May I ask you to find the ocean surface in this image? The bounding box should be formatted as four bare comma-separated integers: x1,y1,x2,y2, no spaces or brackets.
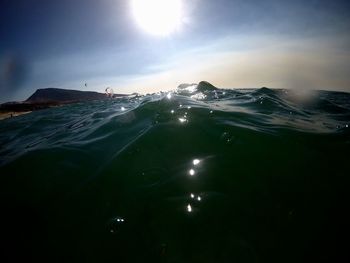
1,86,350,262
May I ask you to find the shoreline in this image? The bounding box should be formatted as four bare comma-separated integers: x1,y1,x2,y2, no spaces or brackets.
0,111,32,120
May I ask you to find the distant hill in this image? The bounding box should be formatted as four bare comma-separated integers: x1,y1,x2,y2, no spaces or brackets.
26,88,108,103
0,88,129,116
196,81,218,92
177,81,218,92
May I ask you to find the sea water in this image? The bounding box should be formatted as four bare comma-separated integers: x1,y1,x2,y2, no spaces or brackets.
0,87,349,262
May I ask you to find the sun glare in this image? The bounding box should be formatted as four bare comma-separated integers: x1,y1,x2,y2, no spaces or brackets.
131,0,183,36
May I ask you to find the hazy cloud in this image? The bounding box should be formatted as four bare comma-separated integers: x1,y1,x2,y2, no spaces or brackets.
111,35,350,93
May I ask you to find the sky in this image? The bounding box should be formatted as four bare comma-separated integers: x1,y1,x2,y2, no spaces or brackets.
0,0,349,102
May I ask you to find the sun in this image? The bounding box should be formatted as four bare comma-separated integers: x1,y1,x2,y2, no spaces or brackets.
131,0,184,36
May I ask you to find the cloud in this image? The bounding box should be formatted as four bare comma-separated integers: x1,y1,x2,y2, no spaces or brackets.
13,34,350,99
111,35,350,93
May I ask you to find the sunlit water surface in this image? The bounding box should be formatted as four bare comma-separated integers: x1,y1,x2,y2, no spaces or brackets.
1,87,349,262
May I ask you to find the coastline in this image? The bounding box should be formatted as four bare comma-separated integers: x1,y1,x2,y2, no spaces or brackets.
0,111,32,120
0,88,131,121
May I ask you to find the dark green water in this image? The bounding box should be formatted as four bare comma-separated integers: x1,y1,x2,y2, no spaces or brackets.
1,87,350,262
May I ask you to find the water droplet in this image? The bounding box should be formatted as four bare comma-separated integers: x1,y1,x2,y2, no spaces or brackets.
197,196,201,201
167,93,172,99
189,169,195,176
210,110,213,114
171,110,175,114
121,107,126,111
179,118,187,123
190,193,195,198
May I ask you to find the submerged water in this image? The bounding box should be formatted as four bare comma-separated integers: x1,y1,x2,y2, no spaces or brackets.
0,87,350,262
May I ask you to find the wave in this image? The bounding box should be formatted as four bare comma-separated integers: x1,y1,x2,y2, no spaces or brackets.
1,87,349,166
0,87,349,262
